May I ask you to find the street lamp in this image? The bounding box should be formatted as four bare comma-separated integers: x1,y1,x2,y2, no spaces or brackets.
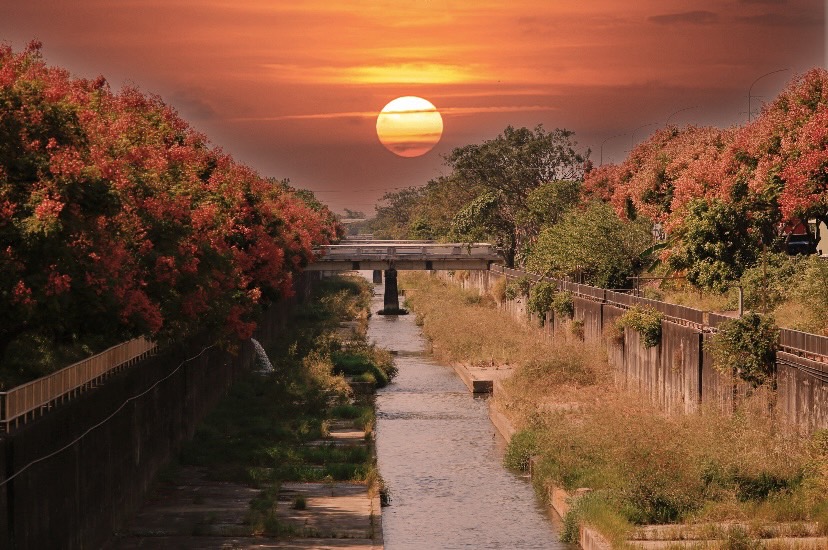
748,68,789,122
599,133,626,165
666,106,699,126
629,123,656,151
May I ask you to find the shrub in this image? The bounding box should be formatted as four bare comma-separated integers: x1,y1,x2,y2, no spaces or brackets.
711,313,779,387
552,291,575,318
528,281,557,317
739,253,802,313
331,344,397,388
616,306,663,348
504,275,532,300
504,430,538,471
792,255,828,333
526,201,653,289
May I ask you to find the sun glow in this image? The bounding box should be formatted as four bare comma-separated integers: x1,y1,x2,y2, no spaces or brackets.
376,96,444,158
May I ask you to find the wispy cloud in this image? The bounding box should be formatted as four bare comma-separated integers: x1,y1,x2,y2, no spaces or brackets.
263,62,491,85
649,11,719,25
228,105,559,122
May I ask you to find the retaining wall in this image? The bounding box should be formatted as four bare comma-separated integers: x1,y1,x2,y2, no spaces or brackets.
0,273,314,550
441,268,828,432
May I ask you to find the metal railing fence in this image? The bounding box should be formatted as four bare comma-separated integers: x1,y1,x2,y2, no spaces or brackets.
489,264,828,358
0,337,156,433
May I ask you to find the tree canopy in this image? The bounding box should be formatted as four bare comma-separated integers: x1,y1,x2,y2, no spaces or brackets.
526,202,653,288
446,125,590,265
0,42,340,377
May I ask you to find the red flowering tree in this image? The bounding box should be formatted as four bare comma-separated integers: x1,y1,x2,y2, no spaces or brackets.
0,42,339,380
587,70,828,289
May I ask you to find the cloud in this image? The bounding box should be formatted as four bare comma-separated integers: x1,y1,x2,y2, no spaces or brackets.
262,62,490,85
649,11,719,25
168,90,219,120
228,105,559,123
734,12,820,27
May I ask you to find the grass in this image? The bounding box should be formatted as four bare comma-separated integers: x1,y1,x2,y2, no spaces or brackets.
401,271,828,544
400,272,567,368
169,273,388,537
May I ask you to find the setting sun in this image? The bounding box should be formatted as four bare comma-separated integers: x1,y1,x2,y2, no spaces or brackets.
376,96,444,158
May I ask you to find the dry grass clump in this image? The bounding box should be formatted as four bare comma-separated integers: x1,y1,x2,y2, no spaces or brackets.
401,272,552,366
527,391,824,532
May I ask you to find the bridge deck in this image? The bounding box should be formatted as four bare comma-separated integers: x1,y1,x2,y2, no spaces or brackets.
305,242,502,271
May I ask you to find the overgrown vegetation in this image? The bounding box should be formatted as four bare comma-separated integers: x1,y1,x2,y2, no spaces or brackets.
504,275,532,301
711,313,779,388
526,201,654,289
527,281,556,318
166,274,391,536
551,291,574,318
616,305,663,348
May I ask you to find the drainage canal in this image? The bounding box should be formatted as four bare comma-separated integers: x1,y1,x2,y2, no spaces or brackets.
368,276,570,549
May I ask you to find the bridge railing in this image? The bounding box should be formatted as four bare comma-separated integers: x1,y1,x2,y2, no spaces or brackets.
316,243,500,259
0,337,156,433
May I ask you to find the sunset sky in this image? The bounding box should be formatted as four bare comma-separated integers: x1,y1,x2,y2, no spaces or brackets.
2,1,825,214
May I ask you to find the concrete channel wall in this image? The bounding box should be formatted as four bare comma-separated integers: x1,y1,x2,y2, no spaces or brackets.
0,274,315,550
440,267,828,432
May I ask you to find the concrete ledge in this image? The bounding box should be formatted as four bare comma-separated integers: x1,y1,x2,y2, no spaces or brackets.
630,537,828,549
580,525,613,550
488,399,517,441
451,363,514,394
548,486,572,519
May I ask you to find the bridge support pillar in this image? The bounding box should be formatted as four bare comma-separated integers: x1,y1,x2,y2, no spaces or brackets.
383,268,400,312
372,270,383,284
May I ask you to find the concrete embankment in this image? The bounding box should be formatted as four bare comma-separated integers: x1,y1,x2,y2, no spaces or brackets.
111,420,383,549
486,362,828,550
446,363,612,549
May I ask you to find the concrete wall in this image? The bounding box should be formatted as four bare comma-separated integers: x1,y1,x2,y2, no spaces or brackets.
777,351,828,433
443,268,828,432
0,274,313,550
573,297,602,343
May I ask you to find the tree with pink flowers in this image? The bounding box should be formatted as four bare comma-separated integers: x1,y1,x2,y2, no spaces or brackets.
0,42,340,383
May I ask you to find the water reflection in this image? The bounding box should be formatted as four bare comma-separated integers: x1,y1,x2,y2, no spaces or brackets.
368,277,569,550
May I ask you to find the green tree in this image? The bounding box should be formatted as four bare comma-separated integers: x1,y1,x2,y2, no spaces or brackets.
526,202,652,288
369,187,426,239
666,199,764,292
343,208,365,219
447,125,589,265
523,179,582,228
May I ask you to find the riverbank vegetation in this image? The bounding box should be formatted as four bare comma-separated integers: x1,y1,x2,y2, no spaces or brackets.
400,272,828,547
159,274,393,536
0,43,341,388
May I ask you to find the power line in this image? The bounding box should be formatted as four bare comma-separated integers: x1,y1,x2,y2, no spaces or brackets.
0,343,217,488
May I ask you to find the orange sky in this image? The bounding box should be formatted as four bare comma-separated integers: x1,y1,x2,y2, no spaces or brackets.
2,0,825,214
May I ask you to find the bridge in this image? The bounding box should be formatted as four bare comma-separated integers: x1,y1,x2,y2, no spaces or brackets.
305,241,502,271
306,240,503,313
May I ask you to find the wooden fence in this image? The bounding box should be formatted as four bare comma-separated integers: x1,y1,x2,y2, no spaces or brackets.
0,338,156,433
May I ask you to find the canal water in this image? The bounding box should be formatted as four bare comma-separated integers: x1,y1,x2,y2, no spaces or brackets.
368,278,570,550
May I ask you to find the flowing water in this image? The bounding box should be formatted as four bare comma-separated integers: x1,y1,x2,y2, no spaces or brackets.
250,338,275,373
368,277,570,550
